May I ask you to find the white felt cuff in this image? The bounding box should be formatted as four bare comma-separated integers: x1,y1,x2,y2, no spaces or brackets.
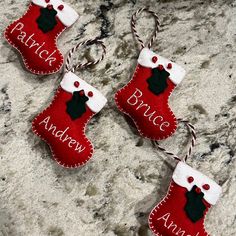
60,72,107,113
32,0,79,27
137,48,186,85
173,162,222,205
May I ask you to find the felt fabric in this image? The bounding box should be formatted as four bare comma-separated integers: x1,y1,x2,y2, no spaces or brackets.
149,181,211,236
32,0,79,27
115,64,177,140
173,162,222,205
4,2,78,75
32,88,94,168
138,48,186,85
32,73,107,168
185,185,207,223
66,91,89,120
37,7,58,33
60,72,108,113
149,162,222,236
147,67,170,95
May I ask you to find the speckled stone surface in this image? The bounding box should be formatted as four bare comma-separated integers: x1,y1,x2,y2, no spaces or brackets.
0,0,236,235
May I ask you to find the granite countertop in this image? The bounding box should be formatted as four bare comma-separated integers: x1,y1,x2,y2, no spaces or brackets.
0,0,236,235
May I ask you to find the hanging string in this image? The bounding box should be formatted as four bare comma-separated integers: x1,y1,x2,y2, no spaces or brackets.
65,38,106,73
153,119,196,162
131,7,160,49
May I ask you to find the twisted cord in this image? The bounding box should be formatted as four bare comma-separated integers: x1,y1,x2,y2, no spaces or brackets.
131,7,160,49
153,119,196,162
65,38,106,73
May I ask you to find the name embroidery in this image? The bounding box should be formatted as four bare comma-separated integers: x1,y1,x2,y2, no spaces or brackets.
127,88,170,131
39,116,85,153
157,212,200,236
10,22,56,66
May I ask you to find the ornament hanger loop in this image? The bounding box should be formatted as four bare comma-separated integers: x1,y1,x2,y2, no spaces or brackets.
65,38,106,73
131,7,160,49
153,119,196,163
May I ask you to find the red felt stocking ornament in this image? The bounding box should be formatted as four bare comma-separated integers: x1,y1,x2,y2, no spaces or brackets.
149,120,222,236
32,39,107,168
4,0,79,75
115,8,186,140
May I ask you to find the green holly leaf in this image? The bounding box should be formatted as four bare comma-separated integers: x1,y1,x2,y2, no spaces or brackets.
36,7,58,33
147,67,170,95
66,91,89,120
184,185,207,223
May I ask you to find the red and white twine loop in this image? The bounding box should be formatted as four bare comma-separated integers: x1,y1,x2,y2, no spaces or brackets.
65,39,106,73
153,119,197,163
131,7,160,49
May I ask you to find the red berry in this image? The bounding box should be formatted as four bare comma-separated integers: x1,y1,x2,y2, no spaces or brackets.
167,63,172,69
158,65,164,71
195,187,201,194
74,81,80,88
45,0,50,3
203,184,210,190
58,5,64,10
79,90,85,96
47,4,53,9
152,56,158,63
88,91,93,97
187,176,194,183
